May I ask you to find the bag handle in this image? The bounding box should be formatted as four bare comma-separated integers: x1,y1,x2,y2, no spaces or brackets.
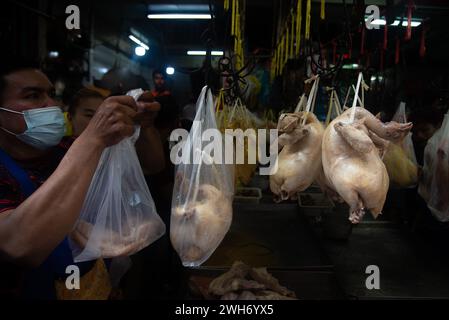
294,93,307,113
349,73,369,123
395,101,407,123
325,87,342,126
302,75,319,125
349,73,363,122
215,89,225,113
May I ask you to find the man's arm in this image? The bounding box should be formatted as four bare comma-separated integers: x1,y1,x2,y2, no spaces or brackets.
0,96,138,267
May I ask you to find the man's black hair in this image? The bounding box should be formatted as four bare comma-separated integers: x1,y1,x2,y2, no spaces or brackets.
0,54,39,102
152,69,164,79
68,88,104,115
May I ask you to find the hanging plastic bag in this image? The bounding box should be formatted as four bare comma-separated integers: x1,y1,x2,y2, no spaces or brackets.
70,89,166,262
418,118,442,203
347,73,368,123
217,92,257,187
228,98,257,187
170,86,234,267
383,102,418,188
418,113,449,222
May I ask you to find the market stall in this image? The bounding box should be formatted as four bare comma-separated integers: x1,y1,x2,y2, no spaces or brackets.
1,0,449,302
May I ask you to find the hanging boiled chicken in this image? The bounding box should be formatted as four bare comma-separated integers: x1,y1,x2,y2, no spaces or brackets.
270,77,324,201
270,112,324,201
322,106,413,223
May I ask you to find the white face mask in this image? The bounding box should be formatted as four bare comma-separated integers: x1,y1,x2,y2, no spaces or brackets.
0,106,66,150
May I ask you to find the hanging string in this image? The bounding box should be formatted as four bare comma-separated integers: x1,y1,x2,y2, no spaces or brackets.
295,0,302,56
395,37,400,64
305,0,311,40
290,12,295,58
405,0,414,41
419,24,427,57
350,72,363,123
285,23,289,64
320,0,325,20
360,25,365,55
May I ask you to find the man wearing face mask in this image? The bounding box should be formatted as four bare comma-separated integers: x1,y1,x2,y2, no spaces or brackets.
0,57,164,299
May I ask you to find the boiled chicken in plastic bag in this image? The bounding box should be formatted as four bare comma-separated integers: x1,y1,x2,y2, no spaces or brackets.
171,182,233,265
170,86,234,266
70,89,166,262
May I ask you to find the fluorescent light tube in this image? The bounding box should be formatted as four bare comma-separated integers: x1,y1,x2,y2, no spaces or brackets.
129,35,149,50
187,50,224,56
366,18,421,27
148,14,211,20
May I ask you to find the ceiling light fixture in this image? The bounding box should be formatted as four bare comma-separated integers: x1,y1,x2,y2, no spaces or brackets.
129,35,149,50
187,50,224,56
166,66,175,75
365,17,421,27
147,13,211,20
135,46,146,56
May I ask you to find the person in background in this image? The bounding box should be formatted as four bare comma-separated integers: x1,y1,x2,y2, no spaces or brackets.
147,69,180,217
67,87,165,175
410,107,444,166
0,56,164,299
68,88,105,139
151,69,171,98
150,69,180,141
402,102,445,230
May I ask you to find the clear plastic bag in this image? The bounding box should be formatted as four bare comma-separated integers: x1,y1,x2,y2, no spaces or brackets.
70,89,166,262
383,102,418,188
419,113,449,222
170,86,234,267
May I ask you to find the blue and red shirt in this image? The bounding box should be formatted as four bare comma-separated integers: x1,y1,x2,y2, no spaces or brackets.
0,137,73,298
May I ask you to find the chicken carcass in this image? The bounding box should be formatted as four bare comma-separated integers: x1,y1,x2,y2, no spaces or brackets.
207,261,297,300
249,267,296,297
209,261,250,296
322,107,412,223
270,112,324,201
171,183,233,266
71,219,162,258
